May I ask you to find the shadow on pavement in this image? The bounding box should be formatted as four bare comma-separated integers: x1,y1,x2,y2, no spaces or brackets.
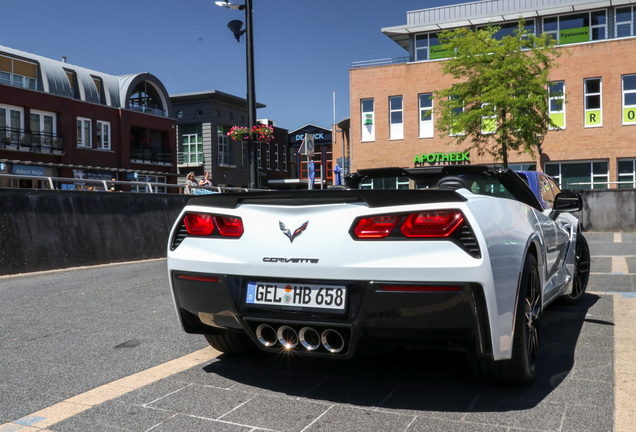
203,293,600,413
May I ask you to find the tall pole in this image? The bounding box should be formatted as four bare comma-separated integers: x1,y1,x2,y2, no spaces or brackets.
245,0,258,189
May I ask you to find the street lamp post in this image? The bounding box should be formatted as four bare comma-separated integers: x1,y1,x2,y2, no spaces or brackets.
216,0,258,189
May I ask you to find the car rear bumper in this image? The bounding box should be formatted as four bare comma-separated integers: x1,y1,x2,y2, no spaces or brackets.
169,271,493,359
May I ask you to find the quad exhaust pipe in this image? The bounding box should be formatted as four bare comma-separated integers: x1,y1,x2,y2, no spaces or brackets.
254,323,346,354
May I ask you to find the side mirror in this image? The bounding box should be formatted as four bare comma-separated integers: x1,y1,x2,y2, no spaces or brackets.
553,191,582,213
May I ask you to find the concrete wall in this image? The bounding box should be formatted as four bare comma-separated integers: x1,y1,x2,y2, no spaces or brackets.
0,188,633,276
578,189,636,232
0,190,187,276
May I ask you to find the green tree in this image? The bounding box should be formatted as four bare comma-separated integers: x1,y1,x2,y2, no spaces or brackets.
434,21,562,167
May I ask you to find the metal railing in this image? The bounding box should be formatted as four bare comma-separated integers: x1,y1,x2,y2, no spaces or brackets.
0,173,249,194
130,148,173,164
177,151,204,166
351,56,410,68
128,103,168,117
1,127,64,152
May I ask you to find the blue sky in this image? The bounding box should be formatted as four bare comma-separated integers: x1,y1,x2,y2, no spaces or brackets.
1,0,461,131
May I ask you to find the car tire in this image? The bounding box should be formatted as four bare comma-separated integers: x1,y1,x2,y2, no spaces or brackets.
560,233,590,304
472,253,540,386
204,331,255,356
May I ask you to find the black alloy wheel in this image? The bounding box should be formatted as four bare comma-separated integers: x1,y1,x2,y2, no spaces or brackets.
472,253,540,386
562,234,590,304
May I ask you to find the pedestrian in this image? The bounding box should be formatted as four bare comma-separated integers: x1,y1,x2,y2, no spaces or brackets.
185,172,197,195
109,177,121,192
199,171,213,187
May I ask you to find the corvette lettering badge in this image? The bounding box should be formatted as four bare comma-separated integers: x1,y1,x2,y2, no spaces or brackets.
279,221,308,243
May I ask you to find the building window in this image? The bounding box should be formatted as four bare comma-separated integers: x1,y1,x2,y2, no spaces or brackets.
616,7,635,38
584,78,602,127
96,121,111,150
30,110,56,148
549,81,566,130
361,98,374,142
449,95,464,136
414,32,452,61
0,55,37,90
389,96,403,140
180,124,203,165
274,144,280,170
543,11,606,45
618,159,636,188
128,82,165,116
257,144,262,168
477,20,535,40
545,161,609,190
283,145,288,171
0,104,24,144
622,74,636,125
360,176,410,190
481,103,496,134
418,93,434,138
266,143,271,169
217,125,232,166
77,118,91,148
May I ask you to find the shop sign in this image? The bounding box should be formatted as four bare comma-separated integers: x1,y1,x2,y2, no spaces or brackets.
13,165,46,176
414,151,470,166
559,27,589,45
550,112,565,129
586,109,601,127
430,45,454,60
624,107,636,124
289,126,332,146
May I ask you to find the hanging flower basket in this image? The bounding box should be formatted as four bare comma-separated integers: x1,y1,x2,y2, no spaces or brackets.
227,124,275,143
227,126,250,142
251,124,274,142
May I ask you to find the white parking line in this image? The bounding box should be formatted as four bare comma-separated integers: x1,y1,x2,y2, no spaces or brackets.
0,347,219,432
615,294,636,432
612,256,630,274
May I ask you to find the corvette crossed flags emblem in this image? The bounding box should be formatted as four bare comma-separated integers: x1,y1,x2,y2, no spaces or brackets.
279,221,309,243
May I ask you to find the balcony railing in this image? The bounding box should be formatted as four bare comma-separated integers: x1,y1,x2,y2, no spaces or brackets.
351,56,410,68
128,103,168,117
130,148,173,165
1,126,64,153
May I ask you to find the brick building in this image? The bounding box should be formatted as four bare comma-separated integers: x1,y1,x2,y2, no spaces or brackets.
0,45,175,191
349,0,636,189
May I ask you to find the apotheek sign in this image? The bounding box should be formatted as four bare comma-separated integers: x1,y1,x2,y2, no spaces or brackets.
414,151,470,166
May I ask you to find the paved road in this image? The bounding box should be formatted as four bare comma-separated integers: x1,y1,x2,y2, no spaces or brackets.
0,232,634,432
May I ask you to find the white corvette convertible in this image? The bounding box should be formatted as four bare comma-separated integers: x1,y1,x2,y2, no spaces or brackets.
167,166,590,386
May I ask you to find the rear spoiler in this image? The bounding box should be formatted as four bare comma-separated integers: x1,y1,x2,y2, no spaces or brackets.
187,189,467,209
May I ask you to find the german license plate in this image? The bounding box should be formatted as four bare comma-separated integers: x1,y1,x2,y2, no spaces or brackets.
246,282,346,310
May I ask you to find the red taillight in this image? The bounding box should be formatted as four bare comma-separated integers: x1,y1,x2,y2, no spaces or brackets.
400,210,464,237
382,285,461,292
184,213,215,235
354,215,401,238
215,216,244,237
182,213,243,237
